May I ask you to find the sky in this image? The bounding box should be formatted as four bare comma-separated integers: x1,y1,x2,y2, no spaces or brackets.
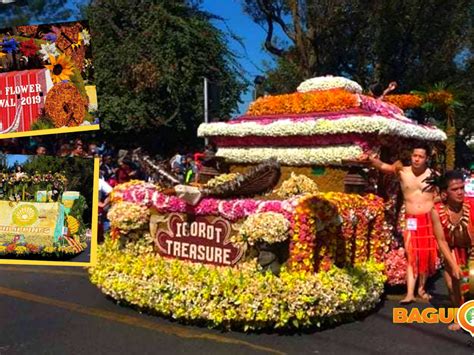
201,0,275,115
6,154,29,167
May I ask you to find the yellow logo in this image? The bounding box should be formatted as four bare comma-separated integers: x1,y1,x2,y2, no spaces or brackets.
458,300,474,336
12,204,39,226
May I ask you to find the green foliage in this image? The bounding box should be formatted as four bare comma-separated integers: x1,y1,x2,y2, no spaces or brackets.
31,115,54,130
69,195,87,234
0,0,85,27
88,0,246,152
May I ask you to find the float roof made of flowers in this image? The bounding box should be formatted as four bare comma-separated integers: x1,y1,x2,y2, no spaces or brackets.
198,76,447,166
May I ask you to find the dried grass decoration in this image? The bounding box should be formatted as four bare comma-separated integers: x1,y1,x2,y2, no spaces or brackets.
45,82,87,127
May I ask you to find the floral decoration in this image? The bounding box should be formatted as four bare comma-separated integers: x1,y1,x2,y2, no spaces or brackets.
246,89,360,116
198,115,446,142
44,82,87,127
19,39,39,57
383,94,423,110
107,201,150,235
89,238,386,330
1,37,19,54
297,76,363,94
232,212,290,247
273,172,319,198
205,173,241,188
44,54,75,83
215,146,364,166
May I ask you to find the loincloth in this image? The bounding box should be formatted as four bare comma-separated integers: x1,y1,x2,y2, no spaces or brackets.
404,212,438,276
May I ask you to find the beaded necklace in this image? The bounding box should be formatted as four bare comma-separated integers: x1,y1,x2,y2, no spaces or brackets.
439,202,471,246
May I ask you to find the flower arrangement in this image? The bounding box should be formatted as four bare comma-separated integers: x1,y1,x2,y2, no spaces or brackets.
45,82,88,127
0,241,87,258
273,172,319,198
198,115,446,142
297,76,363,94
215,146,364,166
246,89,360,116
89,238,386,330
383,94,423,110
205,173,241,188
107,201,150,235
232,212,290,247
384,247,408,285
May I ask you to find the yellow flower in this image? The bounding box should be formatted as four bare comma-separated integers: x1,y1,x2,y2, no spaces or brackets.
45,54,75,83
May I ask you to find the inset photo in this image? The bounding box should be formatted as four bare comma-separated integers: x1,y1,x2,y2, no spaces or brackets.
0,20,99,139
0,153,98,266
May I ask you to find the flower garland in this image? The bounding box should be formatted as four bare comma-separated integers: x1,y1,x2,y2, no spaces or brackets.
297,76,363,94
246,89,360,116
231,212,290,247
89,238,386,330
198,115,446,142
215,146,364,166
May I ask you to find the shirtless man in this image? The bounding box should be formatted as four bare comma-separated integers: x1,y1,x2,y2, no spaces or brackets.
369,144,439,303
432,170,472,329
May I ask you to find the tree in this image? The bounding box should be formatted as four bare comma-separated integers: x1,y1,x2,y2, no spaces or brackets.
88,0,246,153
243,0,472,92
0,0,86,27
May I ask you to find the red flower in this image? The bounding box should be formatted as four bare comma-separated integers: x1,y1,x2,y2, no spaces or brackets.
19,39,39,57
6,243,16,253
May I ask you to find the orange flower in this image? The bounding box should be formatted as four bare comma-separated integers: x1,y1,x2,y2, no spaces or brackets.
246,89,359,116
383,94,423,110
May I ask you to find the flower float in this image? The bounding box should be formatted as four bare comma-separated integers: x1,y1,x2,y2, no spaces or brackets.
90,180,392,329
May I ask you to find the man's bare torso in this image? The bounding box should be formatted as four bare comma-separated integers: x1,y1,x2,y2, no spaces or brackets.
399,166,434,215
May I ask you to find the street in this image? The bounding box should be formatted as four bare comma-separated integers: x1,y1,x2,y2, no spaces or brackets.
0,265,472,354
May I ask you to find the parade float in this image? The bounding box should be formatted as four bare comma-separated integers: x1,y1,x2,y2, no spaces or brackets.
90,76,449,330
0,169,87,258
0,21,97,134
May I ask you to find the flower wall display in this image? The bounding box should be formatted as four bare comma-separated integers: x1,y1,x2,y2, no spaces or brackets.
89,238,386,330
297,76,363,94
0,21,97,133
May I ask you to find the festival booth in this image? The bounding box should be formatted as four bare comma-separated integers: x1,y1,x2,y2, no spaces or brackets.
0,172,87,257
90,77,448,330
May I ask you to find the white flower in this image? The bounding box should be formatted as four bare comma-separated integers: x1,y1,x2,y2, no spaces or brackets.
215,146,363,166
297,76,363,94
79,29,91,46
197,115,447,141
38,43,59,62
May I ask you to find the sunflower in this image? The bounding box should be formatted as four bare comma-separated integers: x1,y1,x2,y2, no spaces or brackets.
44,54,75,83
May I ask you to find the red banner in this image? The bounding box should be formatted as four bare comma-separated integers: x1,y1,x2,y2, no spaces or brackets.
0,69,52,132
155,213,244,266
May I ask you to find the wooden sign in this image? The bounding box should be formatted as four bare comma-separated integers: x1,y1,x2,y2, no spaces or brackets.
0,69,53,132
155,213,244,266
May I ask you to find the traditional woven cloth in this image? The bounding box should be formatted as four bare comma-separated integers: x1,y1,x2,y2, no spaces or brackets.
404,212,438,276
